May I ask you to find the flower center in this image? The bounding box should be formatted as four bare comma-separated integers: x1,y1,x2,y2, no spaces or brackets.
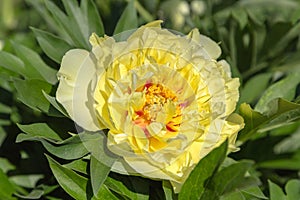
143,83,177,121
134,83,182,132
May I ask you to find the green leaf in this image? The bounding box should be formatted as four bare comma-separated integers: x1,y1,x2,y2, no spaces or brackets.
64,159,88,175
178,140,228,200
80,0,104,36
239,73,272,105
0,127,7,147
17,131,91,160
258,156,300,170
200,160,253,200
93,185,118,200
0,168,17,200
255,73,300,113
44,0,89,49
13,79,53,113
14,189,44,199
163,181,174,200
0,51,27,78
61,0,89,44
12,42,58,84
238,98,300,142
42,91,69,117
41,134,90,160
90,155,111,198
84,131,118,168
10,174,44,188
286,179,300,200
105,176,149,200
0,157,16,173
241,186,268,199
220,186,268,200
46,155,88,200
16,123,62,142
31,27,72,63
0,102,11,114
113,0,138,35
268,180,287,200
274,127,300,154
231,7,248,29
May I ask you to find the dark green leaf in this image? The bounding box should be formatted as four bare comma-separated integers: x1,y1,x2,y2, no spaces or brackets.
46,155,88,200
200,160,253,200
105,176,149,200
31,27,72,63
178,140,228,200
113,0,138,35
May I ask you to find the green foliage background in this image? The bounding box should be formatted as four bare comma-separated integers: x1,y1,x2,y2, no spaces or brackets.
0,0,300,199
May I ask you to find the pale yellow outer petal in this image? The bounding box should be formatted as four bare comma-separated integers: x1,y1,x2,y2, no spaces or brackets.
56,49,101,131
187,28,221,59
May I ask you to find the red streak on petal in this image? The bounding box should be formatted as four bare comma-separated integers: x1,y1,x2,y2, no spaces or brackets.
144,82,152,89
135,110,144,116
166,124,176,132
142,127,151,138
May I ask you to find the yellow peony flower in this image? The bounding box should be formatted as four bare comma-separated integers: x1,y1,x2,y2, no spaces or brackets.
56,20,244,192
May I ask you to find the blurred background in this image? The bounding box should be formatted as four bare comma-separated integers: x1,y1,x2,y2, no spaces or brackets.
0,0,300,199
